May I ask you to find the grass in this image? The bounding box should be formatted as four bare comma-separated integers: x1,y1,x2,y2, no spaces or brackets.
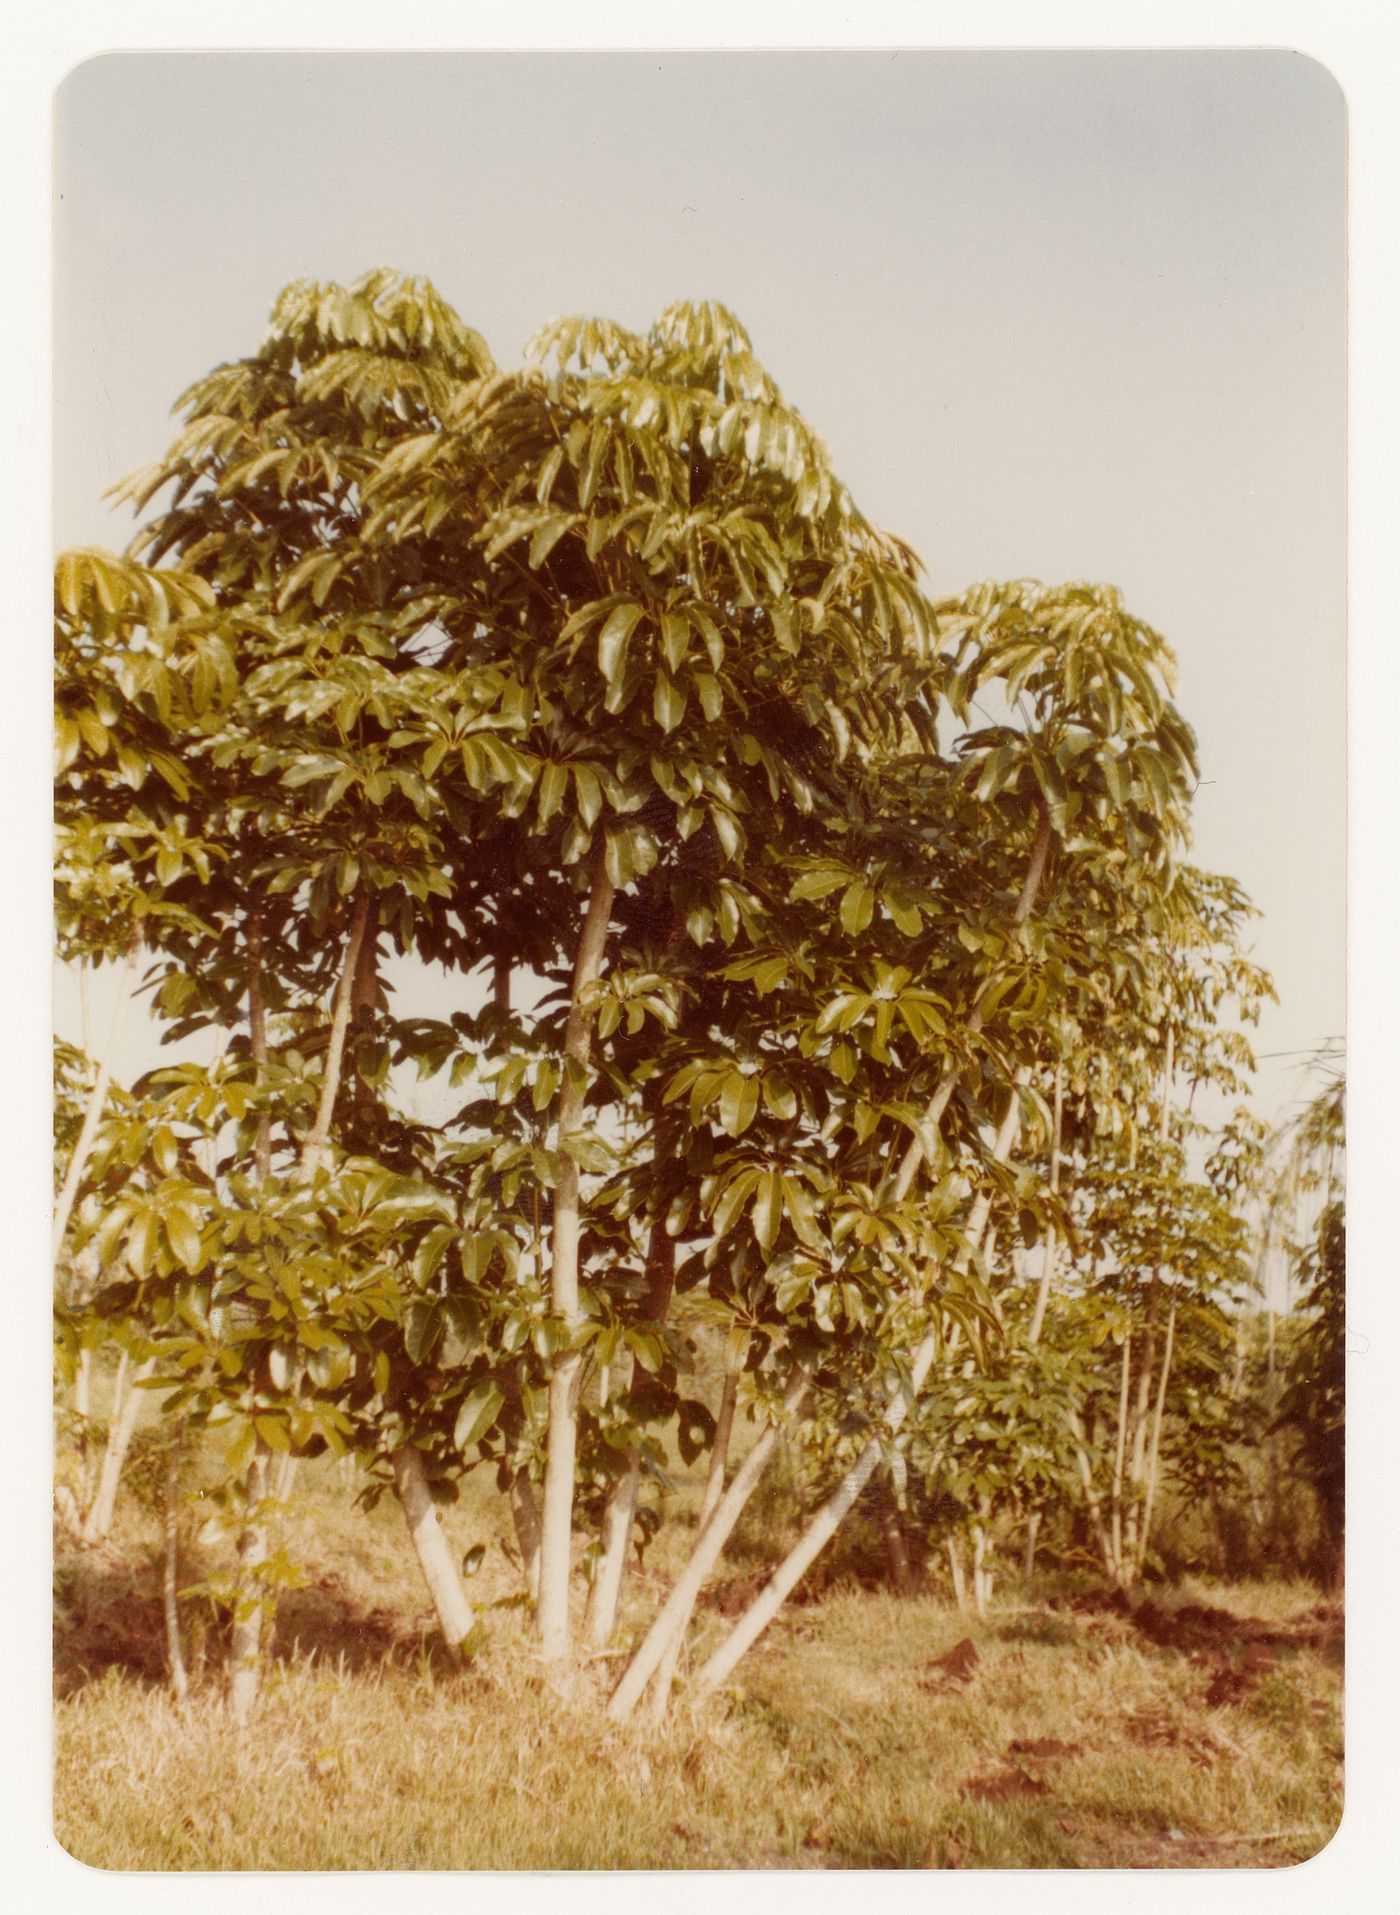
53,1442,1343,1871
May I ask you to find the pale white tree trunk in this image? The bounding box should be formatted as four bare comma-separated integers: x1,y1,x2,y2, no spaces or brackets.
392,1445,478,1654
228,1442,271,1723
946,1534,969,1610
538,848,615,1664
82,1354,153,1543
1133,1033,1176,1576
1022,1060,1063,1581
299,893,371,1177
1108,1335,1132,1584
163,1419,189,1701
585,1223,676,1649
700,1341,745,1529
53,934,141,1259
1066,1411,1114,1572
642,1338,746,1720
644,1622,685,1728
1027,1060,1064,1344
271,1449,299,1506
583,1333,637,1649
222,914,297,1721
585,1453,639,1650
607,1372,811,1723
247,909,273,1181
67,1242,101,1507
73,1348,92,1428
1122,1343,1154,1576
1022,1511,1042,1581
1138,1302,1178,1573
971,1496,996,1618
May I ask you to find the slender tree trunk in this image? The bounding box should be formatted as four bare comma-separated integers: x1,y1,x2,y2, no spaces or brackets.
164,1418,189,1702
586,1455,639,1651
82,1354,153,1543
229,1442,271,1722
946,1534,968,1610
1028,1060,1064,1344
351,914,379,1020
970,1508,992,1620
224,917,285,1720
1123,1337,1155,1576
67,1240,101,1506
582,1335,637,1650
880,1494,917,1596
392,1445,478,1655
73,1348,92,1427
493,955,511,1013
1066,1412,1113,1573
271,1449,299,1506
1022,1511,1042,1581
1109,1335,1132,1584
585,1223,675,1649
538,847,616,1664
643,1602,687,1727
1124,1032,1175,1580
642,1333,748,1720
607,1371,811,1723
699,1340,745,1530
1066,1411,1114,1575
299,892,372,1176
247,908,273,1182
71,1347,94,1506
1138,1302,1178,1573
53,931,141,1259
510,1470,542,1602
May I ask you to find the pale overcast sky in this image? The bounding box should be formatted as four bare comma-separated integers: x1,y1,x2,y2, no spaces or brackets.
53,49,1344,1119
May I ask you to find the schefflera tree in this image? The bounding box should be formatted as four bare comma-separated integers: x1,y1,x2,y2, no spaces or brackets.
51,549,503,1700
54,549,235,1542
59,277,540,1704
70,272,945,1682
679,578,1237,1704
358,293,942,1666
894,843,1273,1599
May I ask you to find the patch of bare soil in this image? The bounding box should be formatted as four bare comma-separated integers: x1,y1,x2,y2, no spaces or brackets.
916,1636,980,1688
1051,1588,1342,1666
1203,1645,1278,1709
1122,1707,1242,1767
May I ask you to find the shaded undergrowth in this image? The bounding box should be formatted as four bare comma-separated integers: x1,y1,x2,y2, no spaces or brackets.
54,1462,1343,1871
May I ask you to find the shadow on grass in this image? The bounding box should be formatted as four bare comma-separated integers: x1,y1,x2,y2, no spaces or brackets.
54,1541,452,1698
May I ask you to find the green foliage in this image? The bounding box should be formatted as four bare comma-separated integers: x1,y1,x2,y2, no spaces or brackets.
54,270,1305,1688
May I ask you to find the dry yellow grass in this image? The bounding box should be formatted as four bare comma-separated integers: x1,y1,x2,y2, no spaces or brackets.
53,1449,1343,1871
